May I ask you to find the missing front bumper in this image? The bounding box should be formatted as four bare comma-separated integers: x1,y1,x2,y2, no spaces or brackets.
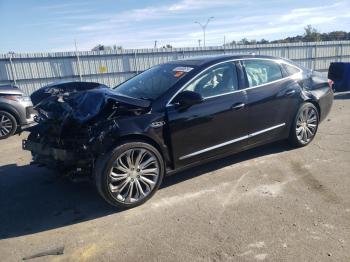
22,140,74,161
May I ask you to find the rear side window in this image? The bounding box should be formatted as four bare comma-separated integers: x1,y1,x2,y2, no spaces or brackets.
242,60,283,87
283,63,301,76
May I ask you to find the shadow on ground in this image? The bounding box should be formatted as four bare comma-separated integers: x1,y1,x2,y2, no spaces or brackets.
0,141,291,239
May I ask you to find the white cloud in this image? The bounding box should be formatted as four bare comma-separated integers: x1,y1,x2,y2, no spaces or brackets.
75,0,238,32
167,0,238,11
46,0,350,51
37,2,91,11
280,1,346,22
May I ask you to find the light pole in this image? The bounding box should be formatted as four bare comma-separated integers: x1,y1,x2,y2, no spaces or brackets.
195,17,214,48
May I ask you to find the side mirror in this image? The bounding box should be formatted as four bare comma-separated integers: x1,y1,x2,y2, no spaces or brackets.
173,91,204,108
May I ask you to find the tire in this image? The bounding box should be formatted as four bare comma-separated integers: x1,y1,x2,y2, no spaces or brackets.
94,141,165,209
0,110,18,140
289,102,319,147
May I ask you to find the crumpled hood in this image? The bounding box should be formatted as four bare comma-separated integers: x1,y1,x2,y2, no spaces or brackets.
33,81,151,124
31,81,108,106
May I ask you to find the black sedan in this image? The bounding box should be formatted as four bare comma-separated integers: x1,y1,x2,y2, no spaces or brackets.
23,55,333,208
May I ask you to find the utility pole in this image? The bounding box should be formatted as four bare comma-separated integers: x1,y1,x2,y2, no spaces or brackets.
8,52,17,86
195,16,214,47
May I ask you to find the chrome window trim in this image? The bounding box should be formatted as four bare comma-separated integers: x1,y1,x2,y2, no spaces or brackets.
179,123,286,160
166,58,302,106
200,89,242,100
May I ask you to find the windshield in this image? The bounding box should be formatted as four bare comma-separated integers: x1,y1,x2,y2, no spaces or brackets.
113,64,193,100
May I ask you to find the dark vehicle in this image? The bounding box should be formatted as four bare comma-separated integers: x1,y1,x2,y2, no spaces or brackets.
0,85,36,139
328,62,350,92
23,55,333,208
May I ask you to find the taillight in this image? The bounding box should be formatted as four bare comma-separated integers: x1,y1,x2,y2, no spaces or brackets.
327,79,334,89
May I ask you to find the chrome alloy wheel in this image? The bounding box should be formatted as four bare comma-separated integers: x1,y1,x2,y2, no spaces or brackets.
0,113,13,138
108,148,160,204
296,106,318,144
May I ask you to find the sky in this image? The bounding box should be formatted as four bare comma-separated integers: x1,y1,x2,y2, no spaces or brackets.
0,0,349,53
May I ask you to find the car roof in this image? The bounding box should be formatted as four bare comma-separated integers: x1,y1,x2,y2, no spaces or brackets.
166,54,282,68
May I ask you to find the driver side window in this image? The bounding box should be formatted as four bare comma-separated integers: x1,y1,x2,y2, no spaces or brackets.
183,62,238,98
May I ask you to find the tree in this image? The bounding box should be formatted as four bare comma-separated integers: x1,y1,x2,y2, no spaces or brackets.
250,39,257,45
326,31,348,41
304,25,321,42
257,39,269,44
224,40,236,46
232,27,350,45
162,44,173,49
239,38,249,45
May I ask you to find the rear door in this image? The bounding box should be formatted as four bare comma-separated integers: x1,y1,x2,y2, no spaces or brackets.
166,62,249,168
241,59,300,144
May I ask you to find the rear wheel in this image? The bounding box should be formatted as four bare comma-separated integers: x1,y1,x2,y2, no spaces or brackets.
289,102,319,147
94,141,164,208
0,111,17,140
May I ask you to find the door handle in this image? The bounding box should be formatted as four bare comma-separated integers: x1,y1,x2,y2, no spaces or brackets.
286,90,296,96
231,103,245,110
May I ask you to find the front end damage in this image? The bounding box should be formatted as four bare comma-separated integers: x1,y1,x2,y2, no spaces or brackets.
23,82,151,177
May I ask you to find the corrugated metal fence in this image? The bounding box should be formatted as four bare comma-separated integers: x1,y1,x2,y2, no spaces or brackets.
1,40,350,95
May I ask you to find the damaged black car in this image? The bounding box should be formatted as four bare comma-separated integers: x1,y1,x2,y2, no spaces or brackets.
23,55,333,208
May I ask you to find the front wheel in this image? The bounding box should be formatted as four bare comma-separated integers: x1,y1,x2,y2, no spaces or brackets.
0,111,17,140
94,141,165,208
289,102,319,147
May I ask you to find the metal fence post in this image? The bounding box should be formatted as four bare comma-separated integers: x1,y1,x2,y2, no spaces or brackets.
286,46,290,59
8,53,17,86
75,41,83,81
314,44,318,70
134,52,138,74
77,54,83,81
339,43,343,62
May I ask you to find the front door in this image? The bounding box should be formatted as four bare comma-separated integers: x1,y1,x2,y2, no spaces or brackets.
166,62,249,168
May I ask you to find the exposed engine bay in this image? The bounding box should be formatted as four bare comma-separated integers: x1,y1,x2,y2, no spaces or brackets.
23,82,151,177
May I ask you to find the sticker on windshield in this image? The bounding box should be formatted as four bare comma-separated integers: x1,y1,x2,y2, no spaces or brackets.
174,71,185,78
173,66,193,78
173,67,193,73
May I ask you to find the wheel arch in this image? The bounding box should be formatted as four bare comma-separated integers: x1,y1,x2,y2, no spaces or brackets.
304,99,321,120
107,133,172,168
